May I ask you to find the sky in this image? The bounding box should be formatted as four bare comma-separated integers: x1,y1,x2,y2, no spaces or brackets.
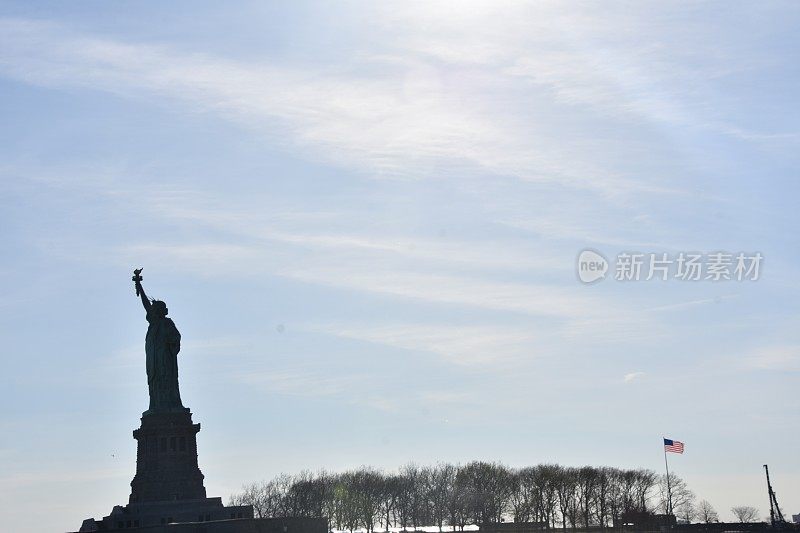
0,1,798,531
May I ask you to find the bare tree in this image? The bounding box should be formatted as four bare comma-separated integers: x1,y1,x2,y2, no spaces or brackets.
731,506,760,523
593,467,614,528
617,469,638,517
286,470,330,518
380,474,402,531
271,473,295,516
554,466,577,530
399,463,427,529
397,463,420,530
447,464,470,531
659,473,695,517
353,467,385,533
341,472,361,531
675,500,696,524
323,473,347,529
536,465,561,529
508,469,530,523
576,466,599,527
697,500,719,524
229,476,291,519
426,463,457,532
633,469,658,513
229,482,266,518
457,461,512,526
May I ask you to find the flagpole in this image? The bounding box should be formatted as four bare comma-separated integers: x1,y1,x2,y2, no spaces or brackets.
663,437,672,517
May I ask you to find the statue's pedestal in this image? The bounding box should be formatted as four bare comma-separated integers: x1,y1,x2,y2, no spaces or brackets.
76,409,255,530
130,409,206,503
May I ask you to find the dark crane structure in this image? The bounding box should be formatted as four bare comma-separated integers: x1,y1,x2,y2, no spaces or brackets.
764,464,788,528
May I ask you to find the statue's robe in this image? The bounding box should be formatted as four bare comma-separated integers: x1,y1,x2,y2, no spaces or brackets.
145,312,183,411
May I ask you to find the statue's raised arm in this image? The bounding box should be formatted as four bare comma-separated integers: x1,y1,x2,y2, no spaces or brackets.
133,268,151,314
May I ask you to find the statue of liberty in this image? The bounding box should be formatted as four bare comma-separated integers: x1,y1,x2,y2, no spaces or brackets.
132,269,185,413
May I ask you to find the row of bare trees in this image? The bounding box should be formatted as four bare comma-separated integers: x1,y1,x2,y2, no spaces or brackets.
229,462,720,531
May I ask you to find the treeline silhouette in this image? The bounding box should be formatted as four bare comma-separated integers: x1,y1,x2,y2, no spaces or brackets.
229,462,699,531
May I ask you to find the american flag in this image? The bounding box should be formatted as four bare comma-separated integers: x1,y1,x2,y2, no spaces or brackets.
664,438,684,454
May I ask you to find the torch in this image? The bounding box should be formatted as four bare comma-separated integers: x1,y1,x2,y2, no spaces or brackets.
132,268,143,296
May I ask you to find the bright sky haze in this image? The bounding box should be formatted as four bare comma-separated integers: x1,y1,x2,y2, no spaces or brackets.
0,2,798,532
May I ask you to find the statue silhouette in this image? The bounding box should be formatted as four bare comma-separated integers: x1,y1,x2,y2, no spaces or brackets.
133,269,184,412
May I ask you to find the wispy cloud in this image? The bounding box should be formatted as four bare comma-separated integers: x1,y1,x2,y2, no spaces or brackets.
284,267,602,318
559,315,665,344
119,243,607,319
386,2,789,144
623,371,645,383
236,369,362,397
651,294,738,312
746,345,800,371
0,466,127,491
0,15,707,193
90,184,598,318
311,323,539,366
0,18,557,184
233,366,476,417
252,231,562,272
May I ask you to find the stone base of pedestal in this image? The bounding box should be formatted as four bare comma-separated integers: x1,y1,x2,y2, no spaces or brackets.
76,515,328,533
77,497,256,531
